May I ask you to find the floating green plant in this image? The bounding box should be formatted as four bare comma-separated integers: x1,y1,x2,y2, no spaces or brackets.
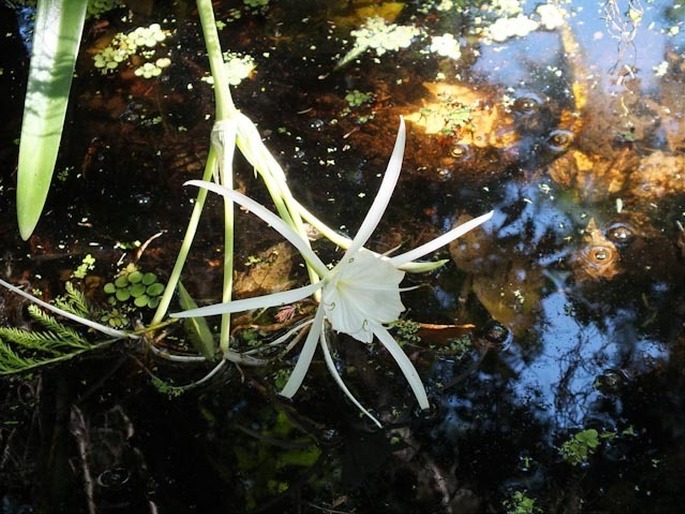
558,428,614,466
87,0,123,18
71,253,96,279
345,89,373,108
337,16,422,67
389,318,422,345
201,51,256,86
244,0,269,13
504,490,540,514
92,23,172,77
342,90,375,123
104,264,166,309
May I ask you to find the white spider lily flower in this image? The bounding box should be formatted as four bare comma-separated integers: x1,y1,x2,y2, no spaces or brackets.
172,118,493,427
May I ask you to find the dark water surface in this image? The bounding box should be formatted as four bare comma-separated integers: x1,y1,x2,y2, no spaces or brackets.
1,1,684,513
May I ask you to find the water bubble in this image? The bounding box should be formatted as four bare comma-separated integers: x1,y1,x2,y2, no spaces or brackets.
591,246,611,262
575,243,620,280
450,143,473,161
309,118,325,131
437,168,453,181
594,368,632,395
606,222,634,245
133,193,152,207
97,467,131,489
512,94,543,115
481,321,512,350
546,129,574,153
320,428,342,447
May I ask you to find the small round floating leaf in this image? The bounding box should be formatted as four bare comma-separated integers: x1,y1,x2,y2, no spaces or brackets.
116,288,130,301
114,276,130,288
129,283,146,297
128,270,143,283
146,283,165,296
148,297,161,309
103,283,116,294
134,294,150,308
142,272,157,285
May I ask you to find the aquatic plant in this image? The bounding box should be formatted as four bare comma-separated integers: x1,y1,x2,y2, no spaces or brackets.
2,0,493,424
201,51,256,86
0,282,121,374
15,0,89,240
429,33,462,60
104,264,165,310
172,118,494,427
87,0,122,18
558,428,601,466
92,23,172,76
337,16,422,67
504,490,540,514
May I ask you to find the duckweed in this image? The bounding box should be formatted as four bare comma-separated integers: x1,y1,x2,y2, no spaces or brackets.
93,23,172,78
338,17,422,67
87,0,123,19
429,33,462,60
202,52,256,86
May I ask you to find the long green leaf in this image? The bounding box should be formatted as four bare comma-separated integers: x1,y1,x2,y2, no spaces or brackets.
177,281,217,360
16,0,88,240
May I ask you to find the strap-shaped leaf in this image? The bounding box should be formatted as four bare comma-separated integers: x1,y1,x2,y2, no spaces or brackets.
16,0,88,240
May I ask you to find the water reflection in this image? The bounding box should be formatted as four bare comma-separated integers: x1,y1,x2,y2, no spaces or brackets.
1,0,684,512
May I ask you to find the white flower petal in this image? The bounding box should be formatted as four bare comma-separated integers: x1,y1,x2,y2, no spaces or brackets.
279,302,326,398
184,180,328,276
319,327,382,428
399,259,449,273
323,250,405,342
341,117,406,259
391,210,494,266
171,282,322,318
374,325,429,409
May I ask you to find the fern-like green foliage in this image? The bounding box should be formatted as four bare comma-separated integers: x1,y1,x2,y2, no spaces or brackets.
53,281,93,319
0,283,105,374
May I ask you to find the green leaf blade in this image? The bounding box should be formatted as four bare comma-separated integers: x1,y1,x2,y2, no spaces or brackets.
16,0,89,240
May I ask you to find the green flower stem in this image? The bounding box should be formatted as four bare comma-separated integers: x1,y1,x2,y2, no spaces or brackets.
215,128,235,353
196,0,235,118
150,149,217,326
197,0,235,353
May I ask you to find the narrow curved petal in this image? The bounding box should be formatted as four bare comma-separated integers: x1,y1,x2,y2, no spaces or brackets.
374,325,430,409
171,282,322,318
185,180,328,276
319,328,382,428
279,302,326,398
391,210,494,267
398,259,449,273
341,117,406,260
